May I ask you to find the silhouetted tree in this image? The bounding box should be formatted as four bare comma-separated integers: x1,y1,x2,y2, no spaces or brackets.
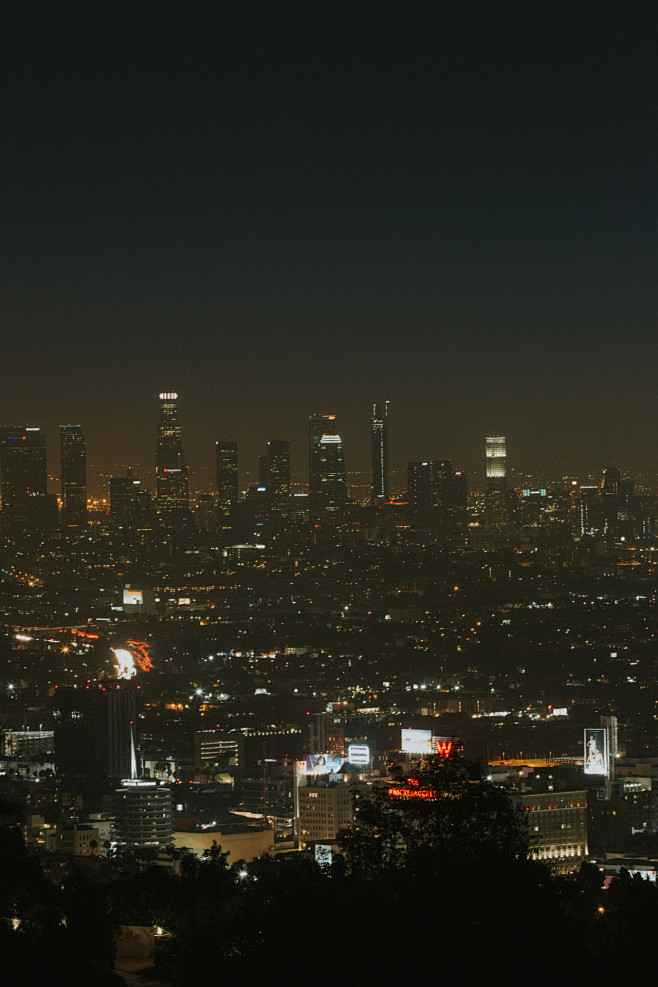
339,755,530,877
335,756,583,980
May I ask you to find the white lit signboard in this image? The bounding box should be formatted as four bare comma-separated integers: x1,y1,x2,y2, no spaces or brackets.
315,844,333,868
306,753,343,774
348,744,370,766
123,589,143,607
584,728,608,776
401,728,432,754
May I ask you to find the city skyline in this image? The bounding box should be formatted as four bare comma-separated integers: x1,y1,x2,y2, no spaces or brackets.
3,3,658,476
4,5,658,977
1,395,651,503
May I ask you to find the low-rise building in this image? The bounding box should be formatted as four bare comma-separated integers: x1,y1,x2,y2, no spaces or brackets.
58,822,105,856
298,779,354,850
511,789,588,871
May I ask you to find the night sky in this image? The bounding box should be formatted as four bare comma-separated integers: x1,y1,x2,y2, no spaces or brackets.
3,1,658,488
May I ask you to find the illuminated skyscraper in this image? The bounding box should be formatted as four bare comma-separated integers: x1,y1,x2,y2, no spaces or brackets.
371,401,390,504
407,461,433,514
0,426,49,525
437,464,467,535
258,453,269,489
266,439,291,501
309,413,336,496
155,392,189,524
110,469,144,527
60,424,87,525
578,485,599,537
317,434,347,507
485,435,507,529
601,466,621,537
601,466,621,497
407,459,467,534
215,441,238,510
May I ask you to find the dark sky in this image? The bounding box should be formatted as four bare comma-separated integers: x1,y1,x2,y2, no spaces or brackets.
3,1,658,487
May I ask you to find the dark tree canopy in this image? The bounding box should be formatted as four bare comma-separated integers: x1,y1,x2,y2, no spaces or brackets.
339,755,530,878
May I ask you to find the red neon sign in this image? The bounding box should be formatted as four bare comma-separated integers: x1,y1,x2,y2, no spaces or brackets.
433,740,454,758
388,787,437,800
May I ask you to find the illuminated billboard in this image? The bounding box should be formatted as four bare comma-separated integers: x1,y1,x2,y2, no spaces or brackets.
584,728,608,776
347,744,370,766
306,753,343,775
314,844,333,868
401,728,432,754
123,589,144,607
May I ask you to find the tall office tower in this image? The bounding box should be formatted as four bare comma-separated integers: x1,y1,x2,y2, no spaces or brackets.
52,684,138,779
317,434,347,507
215,441,238,509
60,424,87,525
267,439,291,501
309,413,337,496
0,426,50,526
371,401,390,504
407,459,449,513
110,469,142,526
258,453,269,489
601,466,621,536
485,435,507,529
407,459,466,530
407,461,434,514
438,466,468,534
618,478,634,525
578,485,600,537
155,391,189,525
602,466,621,497
195,493,217,534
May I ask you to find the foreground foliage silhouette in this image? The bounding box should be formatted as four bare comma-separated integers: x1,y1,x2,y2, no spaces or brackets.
0,824,120,985
5,758,658,983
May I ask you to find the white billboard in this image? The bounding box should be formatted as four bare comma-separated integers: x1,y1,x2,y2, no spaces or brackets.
584,728,608,776
401,728,432,754
347,744,370,766
314,844,332,868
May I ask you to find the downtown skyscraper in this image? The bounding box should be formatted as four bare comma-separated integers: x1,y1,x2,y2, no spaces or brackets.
0,426,50,526
216,441,239,511
308,413,337,497
371,400,390,504
265,440,291,502
60,425,87,526
485,435,507,529
316,434,347,507
155,392,189,525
